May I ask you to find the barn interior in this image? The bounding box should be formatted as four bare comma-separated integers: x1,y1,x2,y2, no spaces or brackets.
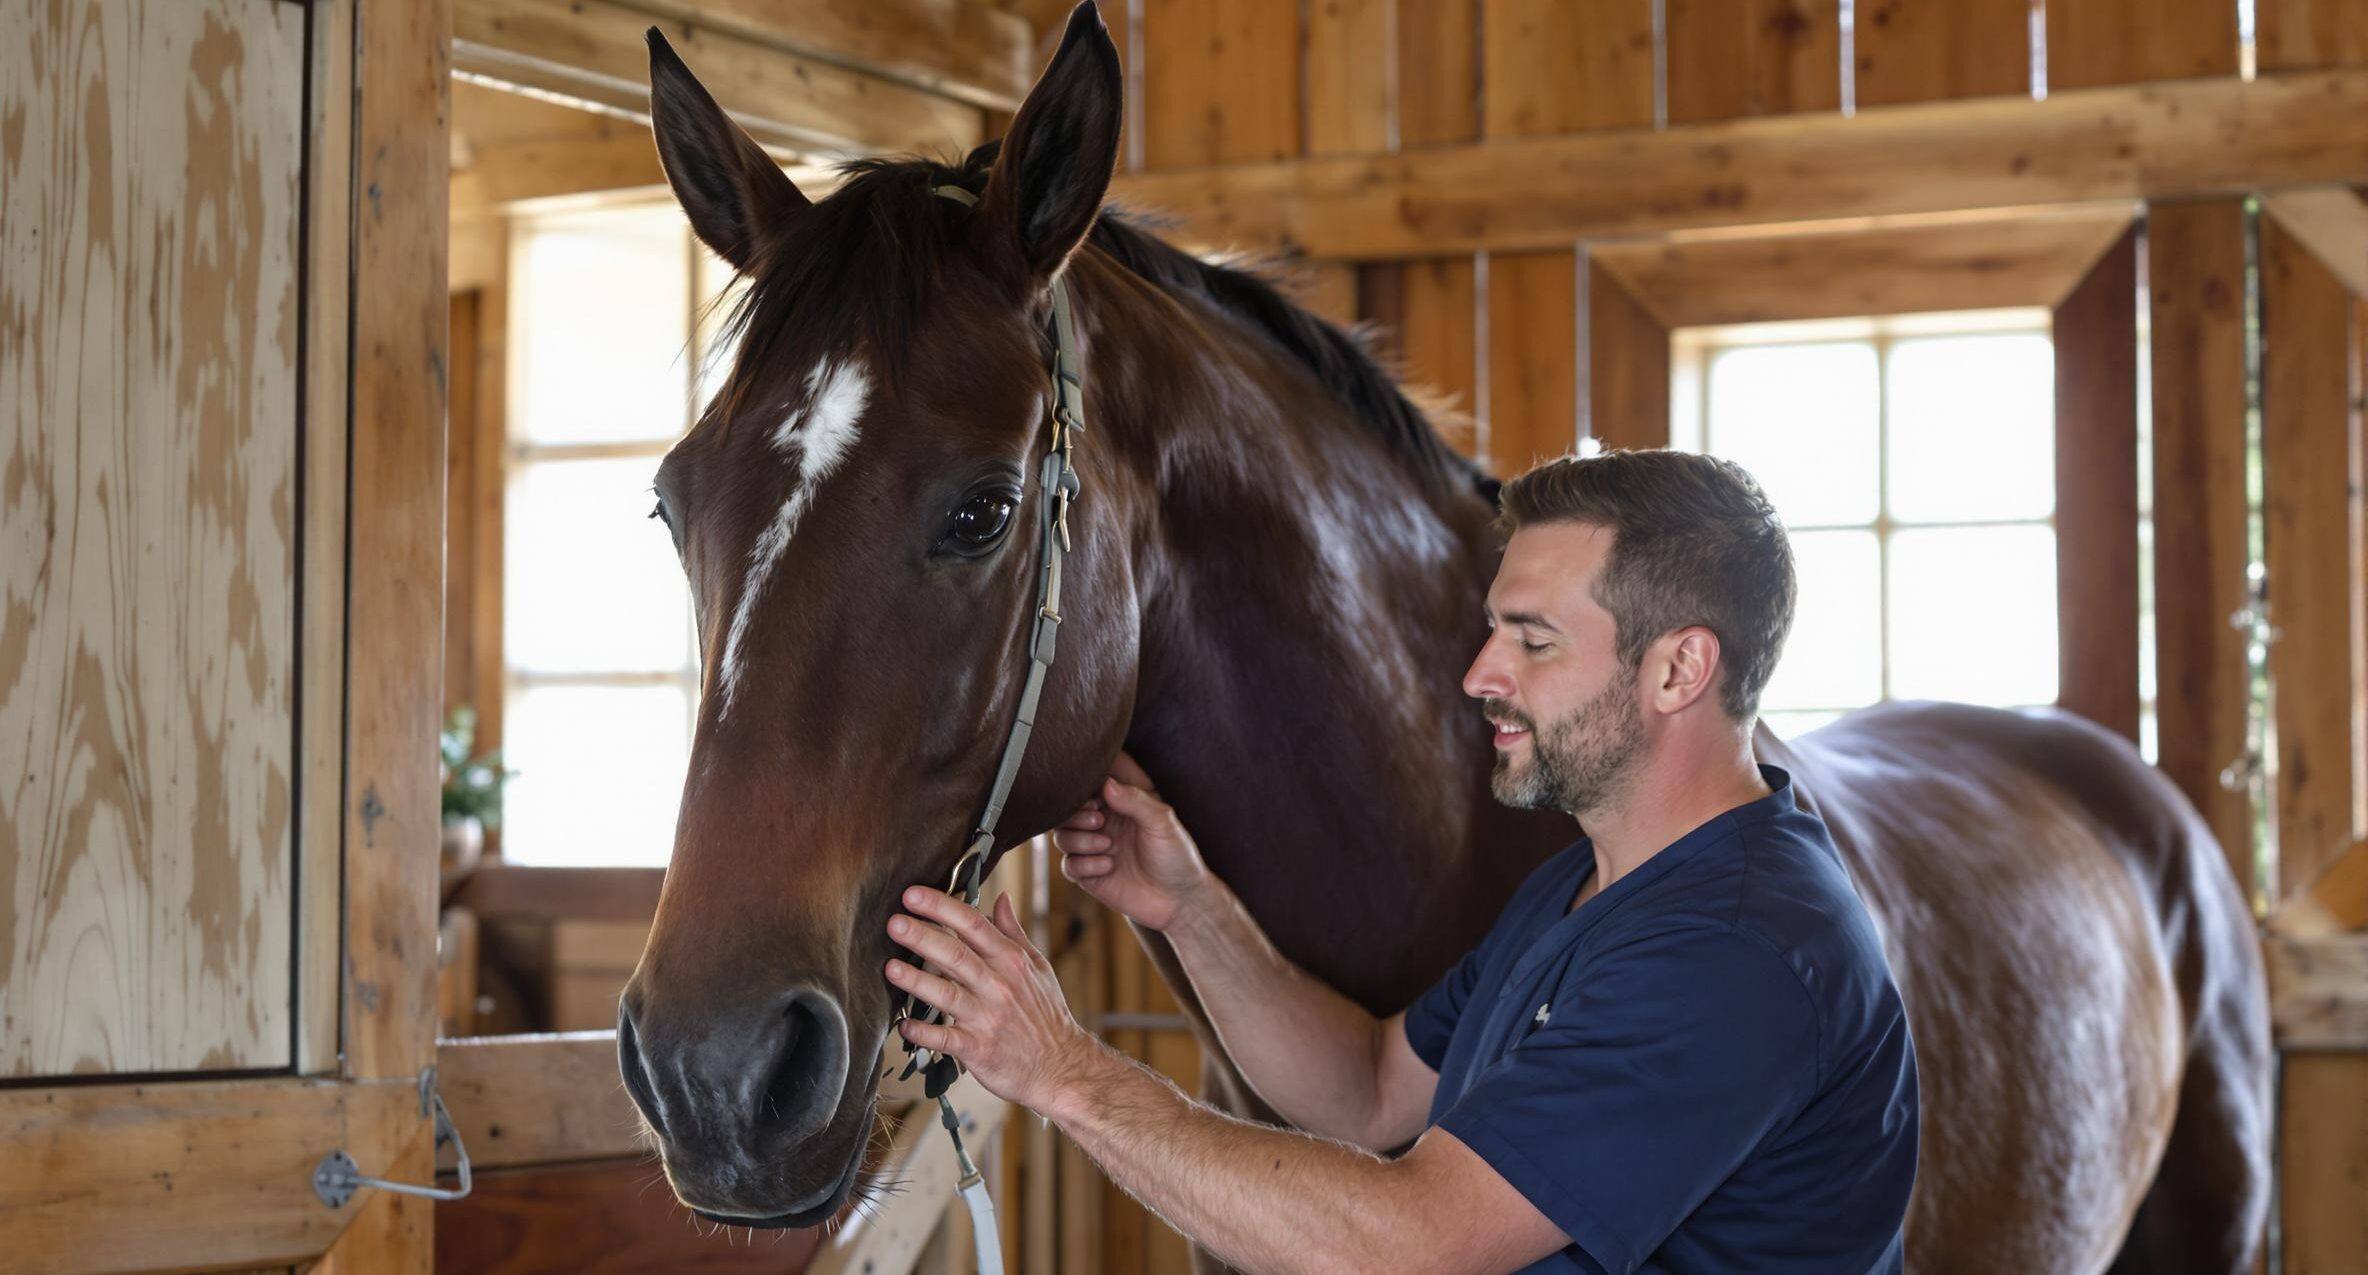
5,0,2368,1272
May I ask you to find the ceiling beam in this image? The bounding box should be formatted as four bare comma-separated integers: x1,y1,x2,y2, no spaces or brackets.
616,0,1034,112
1109,70,2368,261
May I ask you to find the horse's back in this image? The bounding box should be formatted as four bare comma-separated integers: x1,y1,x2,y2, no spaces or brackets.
1765,701,2269,1274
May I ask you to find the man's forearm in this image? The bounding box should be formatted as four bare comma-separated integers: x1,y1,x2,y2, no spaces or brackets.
1048,1040,1415,1275
1162,882,1388,1145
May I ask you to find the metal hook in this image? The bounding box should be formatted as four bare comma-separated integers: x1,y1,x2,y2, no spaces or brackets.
312,1067,474,1209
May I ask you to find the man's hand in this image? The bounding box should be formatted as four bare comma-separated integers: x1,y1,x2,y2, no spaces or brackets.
1054,752,1215,932
887,887,1108,1116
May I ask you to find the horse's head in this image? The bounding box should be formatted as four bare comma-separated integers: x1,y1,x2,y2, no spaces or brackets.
616,5,1134,1226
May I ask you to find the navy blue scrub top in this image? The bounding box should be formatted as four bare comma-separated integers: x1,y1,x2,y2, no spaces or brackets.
1402,765,1918,1275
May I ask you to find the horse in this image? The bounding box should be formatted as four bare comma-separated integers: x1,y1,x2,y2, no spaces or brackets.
615,7,2270,1271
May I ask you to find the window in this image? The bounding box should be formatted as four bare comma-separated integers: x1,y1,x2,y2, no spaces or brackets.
499,205,739,867
1673,311,2068,742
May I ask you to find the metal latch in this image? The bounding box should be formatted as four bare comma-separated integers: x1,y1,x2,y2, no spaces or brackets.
312,1065,474,1208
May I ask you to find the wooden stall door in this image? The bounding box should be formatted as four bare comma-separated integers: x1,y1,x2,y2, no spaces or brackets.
0,0,449,1270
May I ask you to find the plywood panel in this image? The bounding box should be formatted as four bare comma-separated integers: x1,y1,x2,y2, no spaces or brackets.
1140,0,1300,168
2259,0,2368,74
1306,0,1391,157
2147,199,2257,892
1481,0,1655,137
2261,218,2363,902
2046,0,2238,90
1664,0,1842,125
2280,1053,2368,1274
1486,250,1579,477
2053,228,2143,743
1851,0,2029,108
1586,263,1671,452
0,0,305,1077
1397,0,1480,148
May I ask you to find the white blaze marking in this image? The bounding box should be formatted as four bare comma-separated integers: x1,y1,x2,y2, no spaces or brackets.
716,358,871,716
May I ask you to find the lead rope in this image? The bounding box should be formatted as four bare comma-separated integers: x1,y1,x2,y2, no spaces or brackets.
883,183,1087,1275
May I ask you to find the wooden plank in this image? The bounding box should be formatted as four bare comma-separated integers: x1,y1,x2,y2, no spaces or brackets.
302,0,360,1079
434,1158,822,1273
1852,0,2029,107
1108,69,2368,261
1305,0,1391,157
2267,932,2368,1049
2046,0,2238,90
1359,257,1481,456
807,1080,1010,1275
1586,262,1672,453
453,865,666,921
2280,1053,2368,1275
613,0,1034,113
468,240,510,770
347,0,452,1084
315,1123,435,1275
2259,0,2368,74
1,0,305,1078
2147,198,2258,892
1485,249,1579,477
438,1032,645,1169
1481,0,1654,137
2262,217,2363,902
2053,227,2143,743
1590,208,2135,328
0,1076,418,1274
452,0,984,161
1140,1032,1201,1275
1664,0,1842,126
2263,185,2368,300
1140,0,1300,168
1397,0,1480,148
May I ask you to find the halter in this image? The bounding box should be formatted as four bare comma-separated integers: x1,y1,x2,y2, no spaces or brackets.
885,183,1086,1274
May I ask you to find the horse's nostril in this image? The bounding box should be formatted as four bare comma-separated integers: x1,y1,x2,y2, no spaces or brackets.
617,1001,670,1141
761,995,824,1122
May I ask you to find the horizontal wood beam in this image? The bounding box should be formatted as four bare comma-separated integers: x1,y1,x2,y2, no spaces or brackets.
0,1076,419,1274
2262,184,2368,299
1110,70,2368,261
452,864,664,922
615,0,1034,113
2267,932,2368,1050
439,1032,646,1169
454,0,985,162
1592,206,2137,328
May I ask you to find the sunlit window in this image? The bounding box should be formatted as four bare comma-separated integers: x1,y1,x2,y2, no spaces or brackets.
500,206,738,867
1672,311,2063,741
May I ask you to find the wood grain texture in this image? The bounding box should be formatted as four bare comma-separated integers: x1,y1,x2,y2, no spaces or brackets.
2280,1052,2368,1274
1359,257,1481,456
1586,262,1671,452
1485,249,1579,477
346,0,450,1083
2052,228,2143,743
614,0,1034,113
1852,0,2030,107
2045,0,2237,90
1480,0,1654,138
448,83,669,213
1305,0,1391,156
1590,208,2134,328
2261,217,2363,903
1664,0,1842,125
435,1159,820,1274
1397,0,1480,148
1,0,304,1078
1140,0,1300,168
2262,185,2368,300
440,1033,653,1170
2146,198,2257,893
2259,0,2368,74
1109,70,2368,261
2266,932,2368,1048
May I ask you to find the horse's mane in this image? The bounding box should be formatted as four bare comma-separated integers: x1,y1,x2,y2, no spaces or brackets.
711,147,1494,502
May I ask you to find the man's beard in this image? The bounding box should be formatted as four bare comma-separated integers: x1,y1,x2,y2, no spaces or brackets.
1488,675,1646,816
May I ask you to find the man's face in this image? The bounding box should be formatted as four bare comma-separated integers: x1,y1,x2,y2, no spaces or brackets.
1462,522,1646,817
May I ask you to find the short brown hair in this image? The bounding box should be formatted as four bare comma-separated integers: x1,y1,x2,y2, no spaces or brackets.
1498,448,1795,721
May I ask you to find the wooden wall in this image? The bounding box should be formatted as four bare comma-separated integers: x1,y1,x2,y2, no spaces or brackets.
0,0,306,1077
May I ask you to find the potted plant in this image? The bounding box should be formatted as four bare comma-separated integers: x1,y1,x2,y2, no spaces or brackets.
440,705,511,895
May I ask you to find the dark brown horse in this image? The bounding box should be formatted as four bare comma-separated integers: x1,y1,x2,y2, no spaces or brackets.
618,7,2269,1270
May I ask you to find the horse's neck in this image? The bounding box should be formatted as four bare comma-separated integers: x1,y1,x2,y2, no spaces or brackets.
1083,265,1568,1010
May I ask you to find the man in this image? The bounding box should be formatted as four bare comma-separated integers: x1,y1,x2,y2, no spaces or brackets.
886,448,1919,1274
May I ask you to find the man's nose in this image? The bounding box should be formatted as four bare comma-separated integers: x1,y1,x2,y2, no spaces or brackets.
1463,636,1512,701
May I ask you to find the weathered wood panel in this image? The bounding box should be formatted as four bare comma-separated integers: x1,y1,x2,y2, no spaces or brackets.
1397,0,1480,148
1306,0,1391,157
2259,0,2368,74
2146,199,2257,892
1485,250,1579,476
2053,228,2143,743
1664,0,1842,125
1480,0,1655,137
1852,0,2029,107
1140,0,1300,169
0,0,304,1077
1585,263,1671,453
2261,218,2363,902
2045,0,2237,90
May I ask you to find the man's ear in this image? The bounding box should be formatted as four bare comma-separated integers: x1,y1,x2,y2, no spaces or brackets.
646,29,810,273
975,2,1124,286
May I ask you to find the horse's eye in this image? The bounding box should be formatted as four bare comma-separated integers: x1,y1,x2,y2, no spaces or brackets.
648,500,670,528
949,494,1016,549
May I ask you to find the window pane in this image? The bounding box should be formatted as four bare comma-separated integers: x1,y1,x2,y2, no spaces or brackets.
512,207,690,445
1886,333,2054,523
1706,343,1880,527
1887,525,2058,705
507,457,692,674
1761,529,1882,712
502,684,688,867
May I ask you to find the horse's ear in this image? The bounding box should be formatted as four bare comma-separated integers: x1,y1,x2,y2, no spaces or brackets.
646,29,810,274
976,2,1123,285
